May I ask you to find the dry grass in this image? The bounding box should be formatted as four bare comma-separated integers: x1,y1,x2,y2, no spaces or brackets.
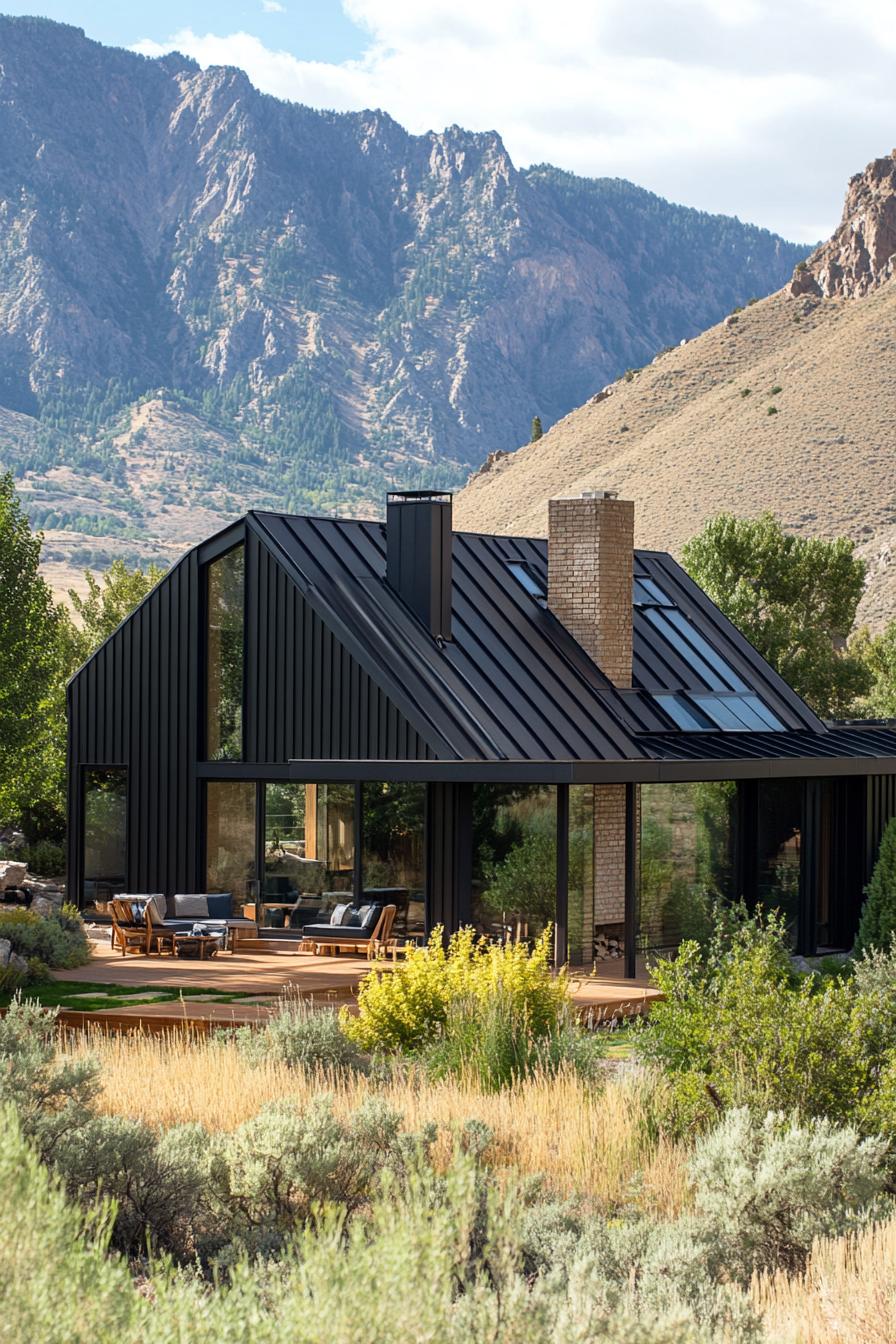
753,1217,896,1343
455,279,896,631
64,1029,690,1217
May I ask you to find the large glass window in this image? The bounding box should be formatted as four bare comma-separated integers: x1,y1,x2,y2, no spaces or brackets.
257,782,357,929
567,785,595,966
471,785,557,945
638,781,737,956
756,780,801,937
82,767,127,915
362,782,426,936
206,545,244,760
206,780,256,908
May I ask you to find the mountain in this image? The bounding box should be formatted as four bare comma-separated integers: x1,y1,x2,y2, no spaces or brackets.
0,16,807,590
455,150,896,631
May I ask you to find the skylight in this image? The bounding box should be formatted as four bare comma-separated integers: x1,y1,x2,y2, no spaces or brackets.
653,691,784,734
634,577,673,607
506,561,546,604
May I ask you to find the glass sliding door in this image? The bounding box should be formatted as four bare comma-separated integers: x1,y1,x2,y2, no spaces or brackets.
471,785,557,945
82,767,127,915
259,783,358,931
362,782,426,936
756,779,801,940
206,780,256,912
638,781,737,957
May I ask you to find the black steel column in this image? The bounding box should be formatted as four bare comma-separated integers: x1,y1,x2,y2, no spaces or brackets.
353,781,364,901
555,785,569,970
624,781,638,979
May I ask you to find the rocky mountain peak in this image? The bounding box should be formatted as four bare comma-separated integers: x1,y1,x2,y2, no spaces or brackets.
791,148,896,298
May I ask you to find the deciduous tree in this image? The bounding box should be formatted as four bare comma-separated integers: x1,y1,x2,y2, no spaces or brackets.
682,512,871,718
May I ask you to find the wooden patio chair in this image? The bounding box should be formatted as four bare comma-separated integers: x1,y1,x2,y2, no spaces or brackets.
314,904,397,959
109,899,148,957
144,900,176,957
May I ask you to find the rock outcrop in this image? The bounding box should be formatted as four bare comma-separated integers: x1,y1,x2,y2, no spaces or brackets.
791,150,896,298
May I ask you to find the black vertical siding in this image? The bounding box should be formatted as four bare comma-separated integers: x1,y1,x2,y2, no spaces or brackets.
866,775,896,881
68,526,436,904
243,531,434,764
425,783,473,936
67,549,203,903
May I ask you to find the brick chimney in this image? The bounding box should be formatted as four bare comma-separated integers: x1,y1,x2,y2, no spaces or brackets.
547,491,634,686
548,491,635,968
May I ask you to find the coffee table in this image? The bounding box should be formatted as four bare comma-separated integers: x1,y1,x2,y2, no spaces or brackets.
173,932,220,959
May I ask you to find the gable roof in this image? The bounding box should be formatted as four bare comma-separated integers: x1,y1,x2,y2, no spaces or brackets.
250,511,827,767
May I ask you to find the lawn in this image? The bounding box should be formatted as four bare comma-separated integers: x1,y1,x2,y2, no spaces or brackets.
0,980,268,1013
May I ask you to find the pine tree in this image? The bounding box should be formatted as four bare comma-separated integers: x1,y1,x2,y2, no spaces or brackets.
530,415,543,442
856,817,896,954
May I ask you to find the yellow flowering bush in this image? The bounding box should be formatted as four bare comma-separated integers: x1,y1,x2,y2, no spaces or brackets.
341,925,568,1053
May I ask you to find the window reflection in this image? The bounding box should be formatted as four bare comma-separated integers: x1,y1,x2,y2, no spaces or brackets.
82,767,127,915
362,782,426,935
471,786,557,944
259,783,356,931
638,781,737,956
206,780,256,907
206,545,244,760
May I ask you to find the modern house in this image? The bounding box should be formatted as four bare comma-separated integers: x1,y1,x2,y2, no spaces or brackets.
67,490,896,970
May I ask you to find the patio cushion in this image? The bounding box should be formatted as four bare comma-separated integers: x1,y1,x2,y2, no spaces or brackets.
205,893,232,918
330,903,353,926
173,894,210,919
354,904,383,930
303,923,372,941
120,894,166,924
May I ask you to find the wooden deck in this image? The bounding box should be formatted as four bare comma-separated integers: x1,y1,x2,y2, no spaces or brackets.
47,938,661,1033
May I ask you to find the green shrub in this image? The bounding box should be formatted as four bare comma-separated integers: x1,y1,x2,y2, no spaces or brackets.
688,1108,887,1279
233,999,366,1073
342,925,568,1055
23,838,65,876
0,906,91,973
641,910,870,1131
857,817,896,954
420,990,605,1091
0,997,99,1163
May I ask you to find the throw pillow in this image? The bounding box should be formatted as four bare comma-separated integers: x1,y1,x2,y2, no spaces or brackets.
173,894,210,919
330,903,352,926
205,893,233,919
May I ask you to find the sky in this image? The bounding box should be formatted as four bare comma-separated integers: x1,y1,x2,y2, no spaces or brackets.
4,0,895,242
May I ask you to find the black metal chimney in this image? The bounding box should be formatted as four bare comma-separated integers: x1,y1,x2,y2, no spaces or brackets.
386,490,453,641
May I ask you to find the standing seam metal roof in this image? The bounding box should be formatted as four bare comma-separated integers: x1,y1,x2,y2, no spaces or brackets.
252,512,829,765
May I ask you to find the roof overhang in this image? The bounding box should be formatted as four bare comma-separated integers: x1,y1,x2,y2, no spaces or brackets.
284,754,896,784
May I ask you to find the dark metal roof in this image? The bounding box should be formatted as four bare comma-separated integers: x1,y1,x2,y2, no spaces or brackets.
251,511,839,768
643,724,896,763
251,513,646,764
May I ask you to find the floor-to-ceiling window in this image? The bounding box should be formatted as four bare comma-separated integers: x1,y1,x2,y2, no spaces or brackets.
756,779,801,938
362,782,426,935
567,784,595,966
259,783,357,929
206,544,244,760
638,781,737,957
81,767,127,915
471,785,557,945
206,780,256,909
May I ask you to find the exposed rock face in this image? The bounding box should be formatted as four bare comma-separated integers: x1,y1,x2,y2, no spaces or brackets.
790,150,896,298
0,861,27,891
0,14,807,573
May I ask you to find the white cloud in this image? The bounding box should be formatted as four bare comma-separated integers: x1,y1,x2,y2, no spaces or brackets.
261,1,286,12
132,0,896,241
